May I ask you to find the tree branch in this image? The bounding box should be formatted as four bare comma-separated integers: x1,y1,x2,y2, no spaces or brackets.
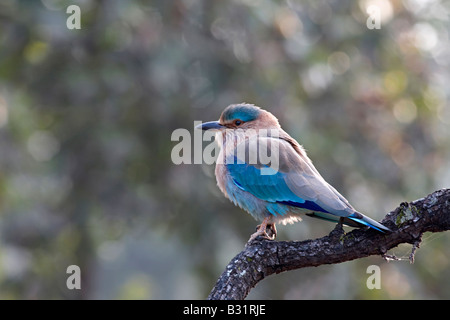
208,188,450,300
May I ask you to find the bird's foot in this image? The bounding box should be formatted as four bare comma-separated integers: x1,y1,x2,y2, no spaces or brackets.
248,228,273,242
248,218,277,243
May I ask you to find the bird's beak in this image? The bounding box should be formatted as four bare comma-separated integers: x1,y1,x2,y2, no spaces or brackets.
195,121,225,131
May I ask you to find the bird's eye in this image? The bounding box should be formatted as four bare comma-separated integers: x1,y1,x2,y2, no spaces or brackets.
234,120,243,126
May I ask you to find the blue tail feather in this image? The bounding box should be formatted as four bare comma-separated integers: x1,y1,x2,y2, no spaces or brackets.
348,213,391,233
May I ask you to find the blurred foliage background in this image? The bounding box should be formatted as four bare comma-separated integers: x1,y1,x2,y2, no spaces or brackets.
0,0,449,299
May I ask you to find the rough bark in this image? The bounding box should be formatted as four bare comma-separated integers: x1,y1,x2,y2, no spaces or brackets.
208,188,450,300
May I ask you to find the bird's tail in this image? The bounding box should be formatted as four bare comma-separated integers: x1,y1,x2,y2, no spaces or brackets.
347,212,391,233
306,211,391,233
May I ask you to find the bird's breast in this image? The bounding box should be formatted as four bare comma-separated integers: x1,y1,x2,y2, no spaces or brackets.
215,159,229,198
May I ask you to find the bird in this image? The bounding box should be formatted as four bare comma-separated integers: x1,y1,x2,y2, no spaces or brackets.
196,103,391,241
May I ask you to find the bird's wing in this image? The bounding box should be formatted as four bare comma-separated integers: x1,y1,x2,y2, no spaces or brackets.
227,135,351,215
226,134,390,232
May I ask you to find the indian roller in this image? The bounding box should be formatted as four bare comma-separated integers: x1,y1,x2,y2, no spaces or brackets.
196,103,391,241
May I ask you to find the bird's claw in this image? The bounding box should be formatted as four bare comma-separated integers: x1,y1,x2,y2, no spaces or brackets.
248,222,277,242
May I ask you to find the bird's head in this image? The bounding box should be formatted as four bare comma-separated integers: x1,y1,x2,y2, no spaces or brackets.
196,103,280,132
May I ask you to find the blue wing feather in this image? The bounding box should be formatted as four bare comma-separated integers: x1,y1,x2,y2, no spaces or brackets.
227,160,332,214
227,160,303,202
